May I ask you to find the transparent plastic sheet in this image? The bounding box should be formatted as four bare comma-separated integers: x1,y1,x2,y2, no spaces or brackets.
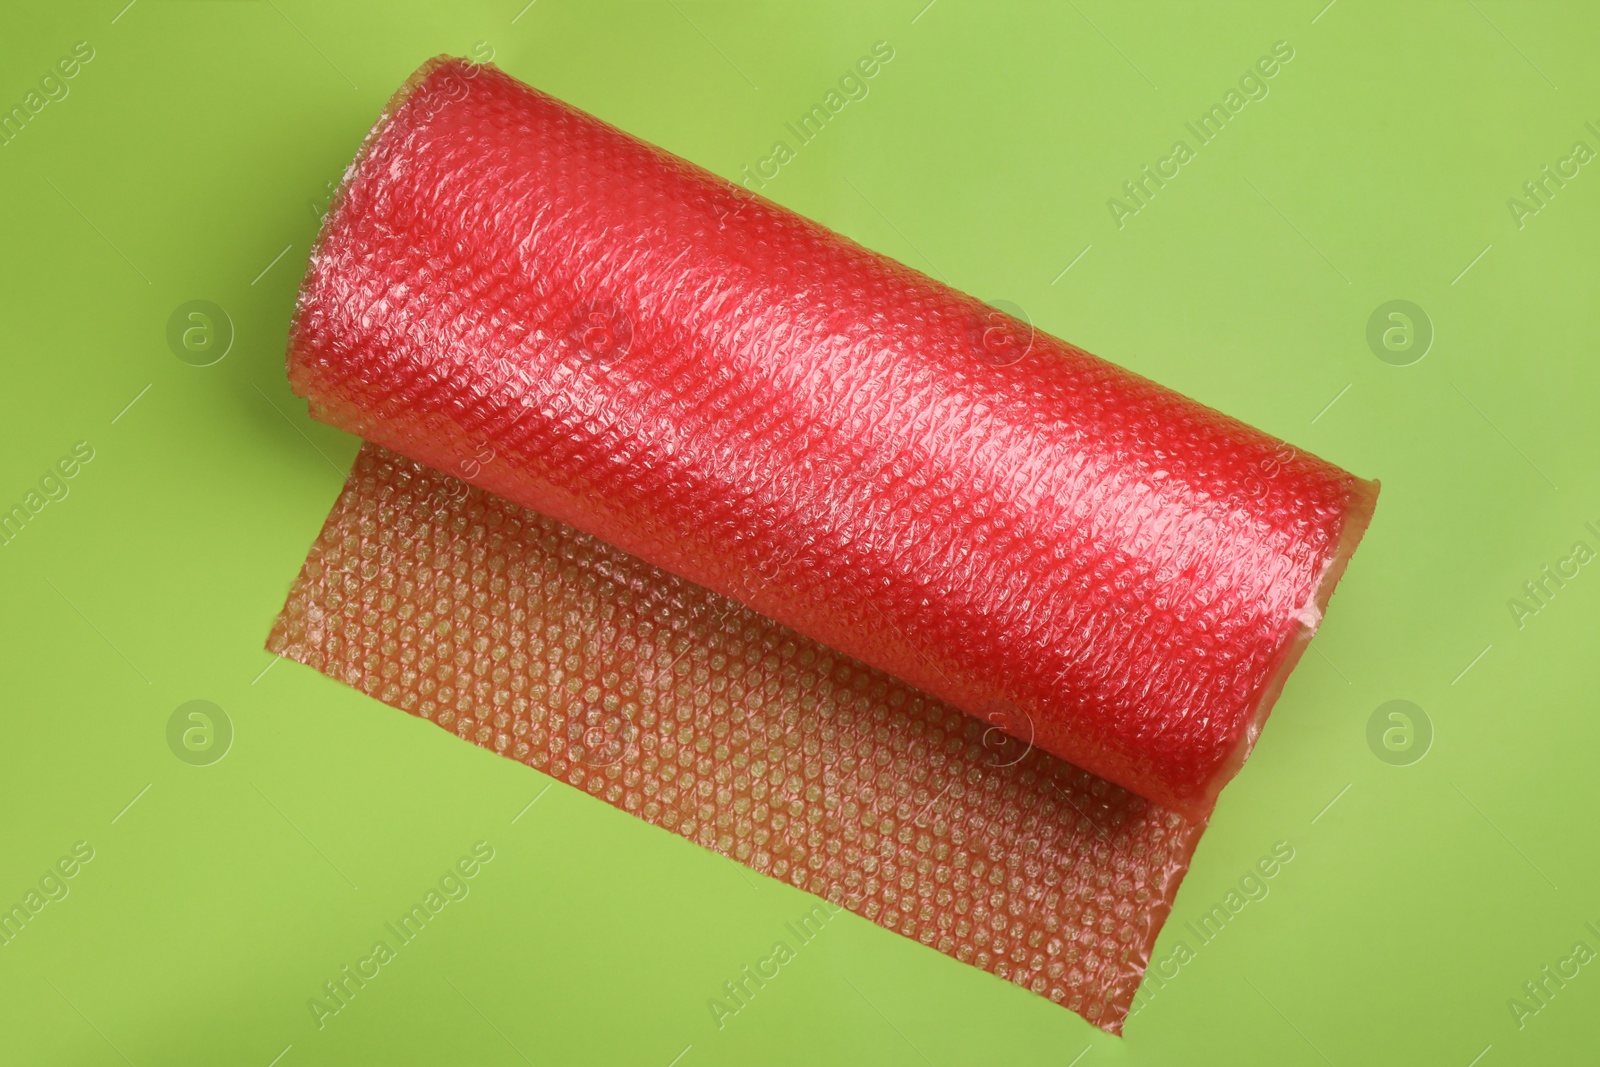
269,444,1205,1031
268,57,1376,1032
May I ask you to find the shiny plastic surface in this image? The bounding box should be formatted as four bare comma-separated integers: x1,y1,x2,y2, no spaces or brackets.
288,58,1376,818
269,444,1205,1032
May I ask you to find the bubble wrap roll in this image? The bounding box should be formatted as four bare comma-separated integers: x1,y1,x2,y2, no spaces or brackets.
288,58,1375,818
272,56,1377,1031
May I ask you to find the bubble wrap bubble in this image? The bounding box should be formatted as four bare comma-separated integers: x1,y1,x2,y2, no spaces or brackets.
268,444,1204,1032
287,58,1376,818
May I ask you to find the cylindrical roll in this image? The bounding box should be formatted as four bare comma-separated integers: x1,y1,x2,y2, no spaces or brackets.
288,57,1376,817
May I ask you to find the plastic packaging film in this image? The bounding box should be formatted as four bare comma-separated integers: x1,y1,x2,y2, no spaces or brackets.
268,57,1377,1031
270,444,1204,1030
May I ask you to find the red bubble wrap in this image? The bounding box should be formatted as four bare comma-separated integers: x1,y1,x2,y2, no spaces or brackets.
271,57,1375,1031
270,444,1203,1031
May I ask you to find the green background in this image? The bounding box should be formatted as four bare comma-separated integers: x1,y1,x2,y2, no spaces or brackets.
2,1,1596,1064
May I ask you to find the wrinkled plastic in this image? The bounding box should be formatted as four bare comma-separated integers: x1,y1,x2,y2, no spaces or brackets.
269,444,1205,1032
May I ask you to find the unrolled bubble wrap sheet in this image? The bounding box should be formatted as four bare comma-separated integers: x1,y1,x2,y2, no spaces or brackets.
268,57,1377,1032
